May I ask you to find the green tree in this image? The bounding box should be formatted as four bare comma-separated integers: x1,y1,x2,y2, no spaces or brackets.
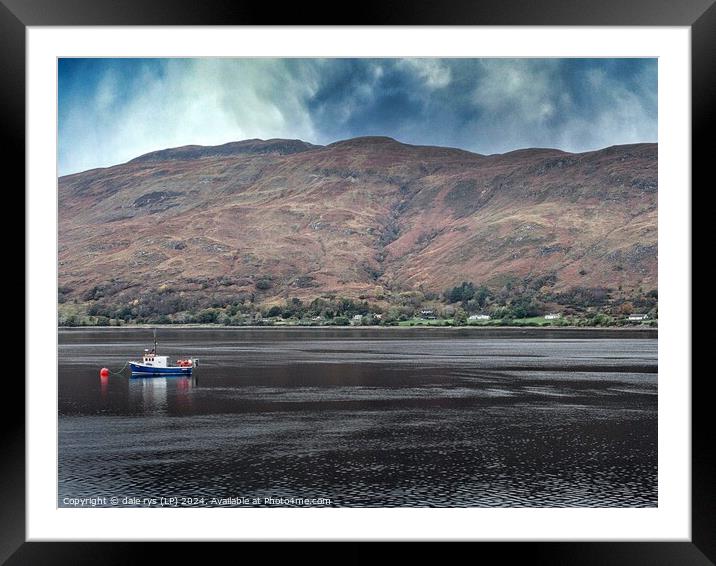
475,285,490,307
454,308,468,326
446,281,476,304
266,305,282,317
255,279,272,290
195,309,219,323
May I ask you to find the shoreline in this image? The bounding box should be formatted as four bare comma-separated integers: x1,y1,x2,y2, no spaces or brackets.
58,323,656,330
58,325,657,338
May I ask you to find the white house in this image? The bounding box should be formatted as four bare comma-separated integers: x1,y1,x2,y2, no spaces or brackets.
628,313,649,321
420,309,437,319
545,313,562,320
351,314,363,325
468,314,490,321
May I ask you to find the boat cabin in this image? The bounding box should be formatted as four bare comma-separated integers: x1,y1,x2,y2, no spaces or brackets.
142,349,169,368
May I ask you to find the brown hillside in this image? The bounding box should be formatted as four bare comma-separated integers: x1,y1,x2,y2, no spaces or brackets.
58,137,657,304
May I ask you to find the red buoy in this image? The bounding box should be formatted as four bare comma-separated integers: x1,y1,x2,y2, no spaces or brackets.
100,368,110,378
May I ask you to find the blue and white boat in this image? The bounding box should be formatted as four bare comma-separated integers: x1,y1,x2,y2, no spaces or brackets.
129,333,198,376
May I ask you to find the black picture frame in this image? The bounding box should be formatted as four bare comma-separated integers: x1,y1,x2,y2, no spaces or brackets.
9,0,711,563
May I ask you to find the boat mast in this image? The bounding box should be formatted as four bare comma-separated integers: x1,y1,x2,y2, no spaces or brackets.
153,328,157,355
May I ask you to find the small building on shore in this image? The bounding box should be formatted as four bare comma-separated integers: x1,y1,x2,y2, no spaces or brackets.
420,309,437,319
468,314,491,321
545,313,562,320
351,314,363,325
628,313,649,321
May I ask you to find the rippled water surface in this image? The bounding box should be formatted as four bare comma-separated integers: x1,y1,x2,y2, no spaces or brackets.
58,327,657,507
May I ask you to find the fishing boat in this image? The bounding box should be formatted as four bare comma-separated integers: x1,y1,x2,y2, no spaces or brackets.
129,331,198,376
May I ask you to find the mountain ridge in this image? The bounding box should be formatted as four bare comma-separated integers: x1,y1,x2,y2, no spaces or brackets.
58,136,657,314
127,138,322,164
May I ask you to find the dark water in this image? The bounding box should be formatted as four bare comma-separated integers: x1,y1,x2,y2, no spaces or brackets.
58,327,657,507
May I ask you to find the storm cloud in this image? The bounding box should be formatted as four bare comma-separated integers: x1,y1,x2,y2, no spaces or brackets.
58,58,657,176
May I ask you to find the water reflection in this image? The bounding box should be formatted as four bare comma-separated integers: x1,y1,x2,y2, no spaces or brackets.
99,374,109,401
127,376,195,416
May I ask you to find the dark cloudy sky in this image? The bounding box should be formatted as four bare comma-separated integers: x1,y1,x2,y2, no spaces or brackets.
58,58,657,176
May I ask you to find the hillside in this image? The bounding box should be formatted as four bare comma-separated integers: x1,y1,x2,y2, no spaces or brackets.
58,136,657,317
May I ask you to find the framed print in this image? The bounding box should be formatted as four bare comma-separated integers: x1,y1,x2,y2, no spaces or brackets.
10,0,712,563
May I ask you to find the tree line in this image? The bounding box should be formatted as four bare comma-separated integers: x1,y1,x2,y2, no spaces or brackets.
58,275,658,327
